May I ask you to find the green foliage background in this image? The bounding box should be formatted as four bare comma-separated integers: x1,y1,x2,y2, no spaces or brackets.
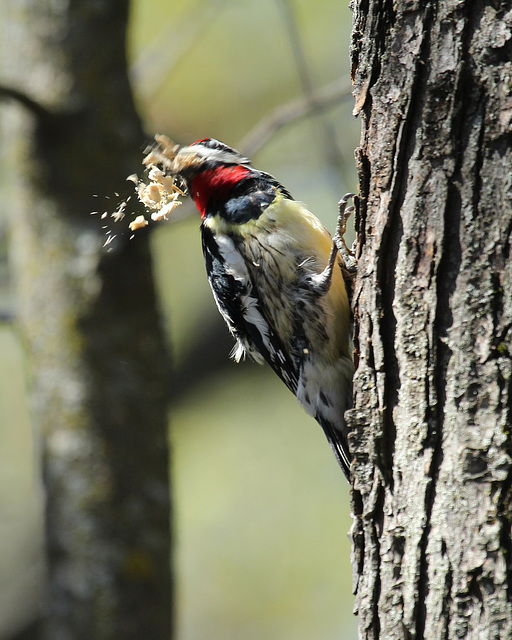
0,1,359,638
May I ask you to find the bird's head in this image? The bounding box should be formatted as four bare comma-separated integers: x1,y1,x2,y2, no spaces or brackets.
172,138,251,175
169,138,259,218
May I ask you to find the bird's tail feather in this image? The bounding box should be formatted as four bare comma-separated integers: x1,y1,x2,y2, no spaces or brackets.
318,417,351,479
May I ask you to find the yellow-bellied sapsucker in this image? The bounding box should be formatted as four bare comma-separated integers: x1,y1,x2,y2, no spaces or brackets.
168,138,354,478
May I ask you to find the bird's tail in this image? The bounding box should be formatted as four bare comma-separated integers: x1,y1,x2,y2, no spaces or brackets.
317,415,351,479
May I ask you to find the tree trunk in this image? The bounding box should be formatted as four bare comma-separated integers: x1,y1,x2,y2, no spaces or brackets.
0,2,172,639
348,1,512,638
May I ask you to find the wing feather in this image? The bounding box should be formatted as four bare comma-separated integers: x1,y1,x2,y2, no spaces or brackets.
201,225,299,394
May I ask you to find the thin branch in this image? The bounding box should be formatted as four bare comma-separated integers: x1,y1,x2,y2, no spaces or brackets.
0,84,53,121
130,0,229,99
274,0,347,174
0,310,15,323
239,76,352,157
275,0,315,99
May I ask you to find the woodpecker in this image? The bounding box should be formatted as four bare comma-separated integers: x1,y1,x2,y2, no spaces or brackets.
164,138,354,478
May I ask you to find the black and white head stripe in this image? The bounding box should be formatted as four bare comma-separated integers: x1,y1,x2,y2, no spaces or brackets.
189,138,251,166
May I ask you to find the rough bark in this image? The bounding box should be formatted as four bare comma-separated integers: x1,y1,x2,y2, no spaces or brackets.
348,1,512,638
1,2,172,639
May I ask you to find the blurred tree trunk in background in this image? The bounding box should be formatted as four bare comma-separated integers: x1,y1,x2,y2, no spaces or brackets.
348,1,512,638
0,2,172,639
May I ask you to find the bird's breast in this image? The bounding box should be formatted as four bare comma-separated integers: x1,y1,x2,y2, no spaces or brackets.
203,195,351,360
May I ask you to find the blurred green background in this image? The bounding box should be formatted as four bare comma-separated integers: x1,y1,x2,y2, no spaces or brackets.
0,0,359,638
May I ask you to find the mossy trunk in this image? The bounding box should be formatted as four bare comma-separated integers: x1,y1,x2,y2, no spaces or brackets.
348,1,512,638
0,1,172,639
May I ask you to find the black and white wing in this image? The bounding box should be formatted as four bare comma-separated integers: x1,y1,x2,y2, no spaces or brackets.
201,224,299,395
